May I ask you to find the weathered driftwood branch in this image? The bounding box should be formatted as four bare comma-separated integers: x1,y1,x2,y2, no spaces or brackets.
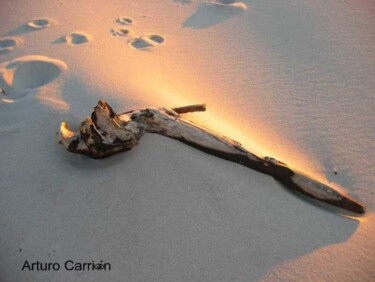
58,100,365,215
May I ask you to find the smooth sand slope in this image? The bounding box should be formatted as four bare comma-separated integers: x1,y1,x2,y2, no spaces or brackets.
0,0,374,281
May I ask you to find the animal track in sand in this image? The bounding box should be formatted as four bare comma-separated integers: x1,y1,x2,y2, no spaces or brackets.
65,32,92,45
209,0,247,10
116,17,133,25
111,28,131,37
0,55,67,101
0,37,23,54
26,18,56,29
128,35,165,49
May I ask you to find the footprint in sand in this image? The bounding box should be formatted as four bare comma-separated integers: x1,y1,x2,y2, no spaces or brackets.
209,0,247,10
63,31,92,45
0,37,23,54
6,18,57,36
116,17,133,25
0,55,67,101
111,28,131,37
27,18,56,29
128,35,165,50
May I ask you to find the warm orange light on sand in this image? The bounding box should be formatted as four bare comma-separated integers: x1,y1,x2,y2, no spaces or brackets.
192,109,326,181
344,214,368,223
79,47,325,182
68,14,325,185
135,73,325,183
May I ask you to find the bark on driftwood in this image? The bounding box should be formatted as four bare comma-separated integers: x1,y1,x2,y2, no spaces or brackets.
58,100,365,215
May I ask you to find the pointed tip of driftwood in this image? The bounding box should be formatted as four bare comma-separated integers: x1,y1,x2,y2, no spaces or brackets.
335,196,366,215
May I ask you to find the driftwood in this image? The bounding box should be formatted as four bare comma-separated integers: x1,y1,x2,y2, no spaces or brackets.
58,100,365,215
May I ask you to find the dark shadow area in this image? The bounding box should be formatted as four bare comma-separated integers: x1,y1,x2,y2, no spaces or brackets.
51,36,66,45
55,77,361,278
4,24,37,36
0,49,11,55
0,38,19,54
1,92,360,281
5,18,54,36
183,3,244,29
174,0,194,4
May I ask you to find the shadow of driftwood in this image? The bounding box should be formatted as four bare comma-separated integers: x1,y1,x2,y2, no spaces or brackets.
72,134,360,281
53,77,361,281
183,3,244,29
1,90,360,281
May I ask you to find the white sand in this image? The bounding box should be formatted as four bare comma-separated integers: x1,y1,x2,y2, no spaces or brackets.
0,0,374,281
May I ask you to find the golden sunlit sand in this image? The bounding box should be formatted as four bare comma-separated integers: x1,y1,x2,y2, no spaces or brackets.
0,0,374,281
